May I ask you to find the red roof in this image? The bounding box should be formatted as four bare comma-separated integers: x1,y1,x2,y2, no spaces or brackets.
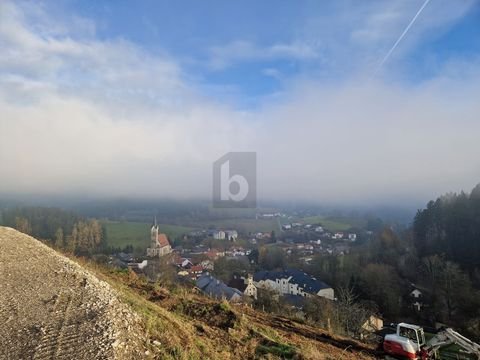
157,233,170,248
173,254,183,265
189,265,203,273
205,251,216,260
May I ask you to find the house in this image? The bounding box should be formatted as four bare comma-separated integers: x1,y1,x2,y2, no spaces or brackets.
253,269,334,300
173,255,194,269
200,259,214,271
181,259,194,268
361,315,384,333
187,265,204,279
128,259,148,271
410,288,422,299
333,232,344,240
213,230,226,240
410,287,424,311
282,224,292,230
225,230,238,241
315,226,324,233
196,274,243,302
146,218,172,257
206,249,224,260
348,233,357,242
228,274,257,300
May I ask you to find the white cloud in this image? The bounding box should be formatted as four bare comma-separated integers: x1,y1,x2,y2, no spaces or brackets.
262,68,282,79
207,40,321,70
1,1,480,205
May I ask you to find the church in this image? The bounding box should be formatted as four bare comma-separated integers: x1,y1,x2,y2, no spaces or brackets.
146,218,172,257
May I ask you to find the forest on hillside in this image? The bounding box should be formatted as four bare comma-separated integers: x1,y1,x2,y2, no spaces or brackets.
414,184,480,271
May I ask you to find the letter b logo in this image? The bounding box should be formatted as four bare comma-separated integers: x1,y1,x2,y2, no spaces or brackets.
213,152,256,208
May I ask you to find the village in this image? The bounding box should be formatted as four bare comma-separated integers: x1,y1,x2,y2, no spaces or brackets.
107,217,432,341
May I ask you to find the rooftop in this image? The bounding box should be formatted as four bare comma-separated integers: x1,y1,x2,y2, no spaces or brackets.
254,269,331,293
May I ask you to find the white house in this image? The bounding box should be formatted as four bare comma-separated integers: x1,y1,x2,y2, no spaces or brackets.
244,275,257,299
253,269,334,300
229,275,258,300
213,230,226,240
348,233,357,242
225,230,238,241
410,289,422,298
410,288,424,311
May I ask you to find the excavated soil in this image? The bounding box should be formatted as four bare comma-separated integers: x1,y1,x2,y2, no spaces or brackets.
0,227,147,360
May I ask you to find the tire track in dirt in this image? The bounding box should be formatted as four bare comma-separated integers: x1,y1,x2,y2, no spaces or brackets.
33,291,87,360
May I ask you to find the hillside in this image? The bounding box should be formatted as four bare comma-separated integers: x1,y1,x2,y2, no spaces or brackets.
0,227,380,359
0,227,146,360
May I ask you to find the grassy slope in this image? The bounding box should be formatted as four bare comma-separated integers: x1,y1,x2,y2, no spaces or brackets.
81,260,378,360
103,221,194,249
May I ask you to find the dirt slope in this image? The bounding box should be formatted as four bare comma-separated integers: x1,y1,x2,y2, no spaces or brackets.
0,227,146,360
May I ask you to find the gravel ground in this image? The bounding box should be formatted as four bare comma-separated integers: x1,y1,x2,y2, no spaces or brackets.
0,227,147,360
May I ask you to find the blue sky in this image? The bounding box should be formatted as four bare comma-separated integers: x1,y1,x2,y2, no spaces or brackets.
1,1,480,204
37,0,480,106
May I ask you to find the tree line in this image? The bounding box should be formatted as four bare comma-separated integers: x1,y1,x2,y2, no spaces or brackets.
413,184,480,271
1,207,105,254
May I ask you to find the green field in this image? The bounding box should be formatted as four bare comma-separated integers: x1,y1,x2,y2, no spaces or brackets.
191,218,281,234
285,215,366,232
103,221,194,249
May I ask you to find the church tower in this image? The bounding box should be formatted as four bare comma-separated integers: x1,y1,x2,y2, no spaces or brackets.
151,216,159,247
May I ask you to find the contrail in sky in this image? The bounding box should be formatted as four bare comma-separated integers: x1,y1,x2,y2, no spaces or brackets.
375,0,432,74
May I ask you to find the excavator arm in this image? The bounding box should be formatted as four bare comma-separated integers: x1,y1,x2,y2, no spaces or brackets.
424,328,480,359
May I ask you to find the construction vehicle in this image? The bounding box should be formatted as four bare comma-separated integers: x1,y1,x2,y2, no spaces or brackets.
383,322,480,359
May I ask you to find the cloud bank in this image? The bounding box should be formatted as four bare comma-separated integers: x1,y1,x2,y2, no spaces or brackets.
1,1,480,206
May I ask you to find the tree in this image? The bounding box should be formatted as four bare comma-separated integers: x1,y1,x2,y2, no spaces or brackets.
55,227,64,248
258,246,285,270
303,295,338,331
270,230,276,242
413,185,480,271
336,286,370,335
15,217,31,235
254,288,281,313
213,257,250,282
421,255,476,321
359,263,402,317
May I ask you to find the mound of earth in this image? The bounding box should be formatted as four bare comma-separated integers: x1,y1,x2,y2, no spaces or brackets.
0,227,147,360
